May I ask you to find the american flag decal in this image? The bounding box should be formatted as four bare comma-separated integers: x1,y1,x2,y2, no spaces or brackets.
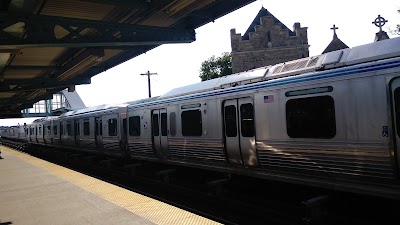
264,95,274,103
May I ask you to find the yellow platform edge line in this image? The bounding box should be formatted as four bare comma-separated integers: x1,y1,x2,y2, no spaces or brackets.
0,146,221,225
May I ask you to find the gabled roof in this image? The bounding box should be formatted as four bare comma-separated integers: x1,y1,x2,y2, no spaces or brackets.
322,33,349,54
242,7,295,40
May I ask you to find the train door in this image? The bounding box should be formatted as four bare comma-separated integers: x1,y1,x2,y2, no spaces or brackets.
152,109,168,157
95,117,103,149
223,97,259,166
42,124,45,143
74,120,80,146
390,78,400,175
35,126,39,142
29,126,33,142
59,122,64,144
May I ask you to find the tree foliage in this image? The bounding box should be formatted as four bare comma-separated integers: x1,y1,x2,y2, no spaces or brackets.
392,9,400,35
199,52,232,81
397,9,400,35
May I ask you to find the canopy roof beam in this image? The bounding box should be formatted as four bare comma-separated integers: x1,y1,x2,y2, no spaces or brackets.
0,12,196,49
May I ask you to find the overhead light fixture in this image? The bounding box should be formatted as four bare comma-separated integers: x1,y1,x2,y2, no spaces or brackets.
163,0,195,14
58,54,102,81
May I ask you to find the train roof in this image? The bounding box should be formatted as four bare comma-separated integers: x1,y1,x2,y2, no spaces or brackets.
58,103,128,118
160,37,400,99
32,116,58,123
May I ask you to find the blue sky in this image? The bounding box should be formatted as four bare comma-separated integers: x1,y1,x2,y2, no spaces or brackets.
1,0,399,126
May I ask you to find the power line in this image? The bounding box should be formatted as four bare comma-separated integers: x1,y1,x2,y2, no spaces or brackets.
140,70,158,98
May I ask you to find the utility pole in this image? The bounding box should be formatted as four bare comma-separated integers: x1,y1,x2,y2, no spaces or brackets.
140,70,157,98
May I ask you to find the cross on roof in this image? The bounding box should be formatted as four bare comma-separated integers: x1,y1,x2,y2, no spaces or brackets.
330,24,338,36
372,15,388,32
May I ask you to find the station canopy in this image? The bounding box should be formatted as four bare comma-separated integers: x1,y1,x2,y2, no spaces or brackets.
0,0,255,118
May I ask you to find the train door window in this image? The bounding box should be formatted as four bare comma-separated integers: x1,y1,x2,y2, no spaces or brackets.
83,119,90,136
35,127,38,135
240,103,255,137
181,109,202,136
225,105,237,137
60,123,64,135
129,116,140,136
169,112,176,136
38,126,42,135
66,122,72,136
75,121,80,135
161,113,167,136
53,125,58,135
152,114,159,136
394,88,400,137
108,118,117,136
123,118,127,137
286,96,336,138
47,126,51,135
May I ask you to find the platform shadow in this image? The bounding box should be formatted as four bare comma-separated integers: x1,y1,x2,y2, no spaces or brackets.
0,222,12,225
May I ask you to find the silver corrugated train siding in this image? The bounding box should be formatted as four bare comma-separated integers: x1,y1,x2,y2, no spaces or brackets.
128,137,154,155
102,137,120,151
257,141,396,179
168,137,225,162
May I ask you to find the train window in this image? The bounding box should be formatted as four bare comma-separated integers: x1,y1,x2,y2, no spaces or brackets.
47,126,51,135
129,116,140,136
152,114,159,136
66,123,72,136
170,112,176,136
38,127,42,135
224,105,237,137
83,120,90,136
53,125,57,135
240,103,255,137
286,96,336,138
108,118,117,136
75,121,80,136
181,110,202,136
35,127,38,135
100,121,103,135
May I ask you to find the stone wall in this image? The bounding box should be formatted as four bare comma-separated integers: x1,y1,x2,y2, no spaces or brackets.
231,17,310,73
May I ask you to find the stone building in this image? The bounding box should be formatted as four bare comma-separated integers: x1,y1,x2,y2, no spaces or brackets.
230,7,310,73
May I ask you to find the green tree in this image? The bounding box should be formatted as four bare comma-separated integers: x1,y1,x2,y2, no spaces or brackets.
199,52,232,81
392,9,400,35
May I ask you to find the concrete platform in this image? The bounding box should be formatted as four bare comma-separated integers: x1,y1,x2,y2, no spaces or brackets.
0,146,220,225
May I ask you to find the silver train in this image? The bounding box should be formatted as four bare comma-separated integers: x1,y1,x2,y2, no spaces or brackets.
3,37,400,199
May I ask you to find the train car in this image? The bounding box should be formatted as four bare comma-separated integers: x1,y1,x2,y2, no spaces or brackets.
0,125,27,142
50,104,128,156
126,37,400,198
